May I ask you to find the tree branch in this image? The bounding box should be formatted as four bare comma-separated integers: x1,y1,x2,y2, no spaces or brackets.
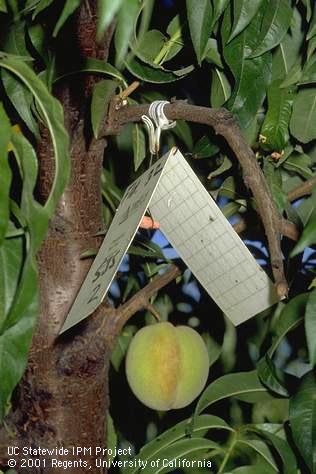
287,176,316,202
104,99,296,297
114,265,181,333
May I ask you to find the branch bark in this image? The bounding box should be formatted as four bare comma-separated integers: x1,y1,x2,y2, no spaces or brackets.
104,99,296,297
287,176,316,202
114,265,181,333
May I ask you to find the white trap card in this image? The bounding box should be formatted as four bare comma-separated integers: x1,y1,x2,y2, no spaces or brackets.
60,148,279,334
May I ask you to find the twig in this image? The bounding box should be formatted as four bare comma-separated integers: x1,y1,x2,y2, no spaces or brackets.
280,218,299,241
114,265,180,332
145,303,161,322
287,176,316,202
121,81,140,99
104,100,295,297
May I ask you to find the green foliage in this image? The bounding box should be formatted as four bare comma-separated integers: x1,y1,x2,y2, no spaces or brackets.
305,290,316,366
260,80,294,151
0,105,11,246
289,372,316,472
91,79,118,139
222,3,272,128
290,87,316,143
0,0,315,472
186,0,213,64
228,0,264,42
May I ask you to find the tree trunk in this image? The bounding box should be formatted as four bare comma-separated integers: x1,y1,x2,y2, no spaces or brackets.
6,3,117,472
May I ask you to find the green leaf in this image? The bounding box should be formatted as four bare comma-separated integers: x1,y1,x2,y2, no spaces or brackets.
269,294,308,355
91,79,117,139
114,0,139,69
149,294,173,322
122,415,232,474
256,430,297,474
257,354,289,397
307,6,316,40
202,332,221,368
260,80,294,151
0,305,37,420
186,0,213,64
32,0,54,18
299,58,316,85
96,0,123,42
249,0,293,58
27,24,46,60
134,30,166,66
308,36,316,61
305,289,316,366
132,123,146,171
192,135,219,159
208,156,232,179
0,57,70,216
290,88,316,143
53,0,81,37
161,15,184,63
195,370,273,415
280,63,303,88
0,104,11,246
122,275,139,302
0,237,23,331
2,21,30,58
296,190,316,225
228,0,264,43
222,201,242,218
128,240,165,260
212,0,230,25
291,211,316,257
302,0,313,22
106,412,117,464
263,160,287,213
139,438,217,474
142,262,169,278
111,325,137,371
219,176,237,199
125,57,191,83
172,120,193,150
238,439,278,471
11,132,49,252
204,38,223,67
210,68,231,107
222,5,272,128
1,70,39,137
55,58,126,85
272,8,304,81
220,316,237,372
0,0,7,12
0,130,51,420
283,152,313,179
289,372,316,473
227,465,276,474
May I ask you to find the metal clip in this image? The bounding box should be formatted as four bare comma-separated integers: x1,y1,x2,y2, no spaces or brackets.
141,100,176,155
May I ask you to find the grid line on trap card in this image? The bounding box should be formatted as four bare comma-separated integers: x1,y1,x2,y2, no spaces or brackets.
61,148,279,334
149,149,279,325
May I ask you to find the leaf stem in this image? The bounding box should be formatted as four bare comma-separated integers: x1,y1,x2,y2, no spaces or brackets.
153,28,182,65
218,432,237,473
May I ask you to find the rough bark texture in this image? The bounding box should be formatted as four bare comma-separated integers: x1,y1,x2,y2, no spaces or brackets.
1,2,117,473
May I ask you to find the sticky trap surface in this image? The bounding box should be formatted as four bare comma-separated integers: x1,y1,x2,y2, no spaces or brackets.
149,149,278,326
61,148,278,333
